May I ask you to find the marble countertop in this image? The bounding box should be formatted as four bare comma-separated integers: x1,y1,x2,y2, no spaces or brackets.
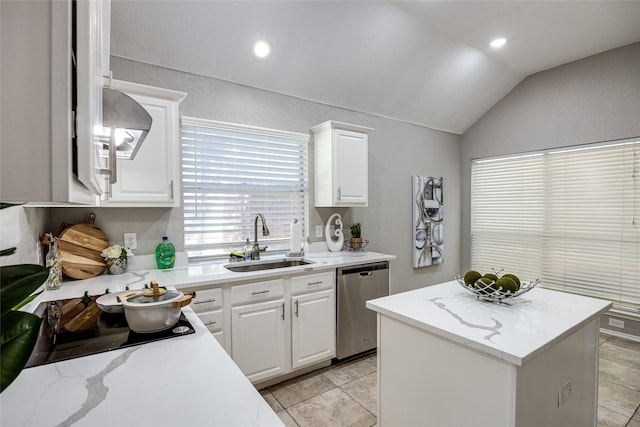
367,280,611,367
1,250,395,426
0,306,282,427
39,251,396,299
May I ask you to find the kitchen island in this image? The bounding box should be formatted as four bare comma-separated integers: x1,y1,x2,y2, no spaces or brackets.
1,250,395,427
367,280,612,427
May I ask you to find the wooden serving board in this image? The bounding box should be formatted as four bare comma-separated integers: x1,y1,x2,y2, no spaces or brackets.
58,213,110,280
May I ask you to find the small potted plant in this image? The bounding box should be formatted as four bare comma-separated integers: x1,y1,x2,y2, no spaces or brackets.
348,223,363,250
101,244,133,275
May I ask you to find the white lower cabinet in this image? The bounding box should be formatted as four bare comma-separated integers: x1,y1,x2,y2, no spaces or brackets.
198,310,225,347
232,298,288,383
188,271,336,384
189,287,230,354
230,272,336,383
291,288,335,369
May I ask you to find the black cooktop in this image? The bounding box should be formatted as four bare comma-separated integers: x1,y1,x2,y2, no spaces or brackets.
25,294,195,368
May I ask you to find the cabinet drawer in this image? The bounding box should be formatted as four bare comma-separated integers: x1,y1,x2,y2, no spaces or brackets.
231,279,284,304
197,310,224,334
192,288,222,312
291,271,335,294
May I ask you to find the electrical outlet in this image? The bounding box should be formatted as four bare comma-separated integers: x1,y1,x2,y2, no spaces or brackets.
124,233,137,250
316,225,323,238
609,318,625,329
558,380,572,407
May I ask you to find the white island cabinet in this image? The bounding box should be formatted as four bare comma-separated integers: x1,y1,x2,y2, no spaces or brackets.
367,281,612,427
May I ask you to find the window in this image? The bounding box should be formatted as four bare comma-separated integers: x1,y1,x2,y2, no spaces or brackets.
471,138,640,311
182,117,309,260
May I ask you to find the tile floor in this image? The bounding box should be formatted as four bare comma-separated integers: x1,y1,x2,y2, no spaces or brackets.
259,333,640,427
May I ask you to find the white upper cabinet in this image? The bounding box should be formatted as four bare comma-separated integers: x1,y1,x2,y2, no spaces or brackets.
98,80,186,207
311,121,373,207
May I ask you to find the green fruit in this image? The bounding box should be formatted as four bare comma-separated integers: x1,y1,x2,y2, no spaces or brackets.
482,273,499,282
494,277,519,293
474,277,494,294
502,274,521,288
463,270,482,286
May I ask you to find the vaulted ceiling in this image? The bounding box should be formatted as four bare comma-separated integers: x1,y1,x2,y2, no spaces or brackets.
111,1,640,134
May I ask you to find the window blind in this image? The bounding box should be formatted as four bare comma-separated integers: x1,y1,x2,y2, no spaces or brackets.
471,138,640,311
182,117,309,260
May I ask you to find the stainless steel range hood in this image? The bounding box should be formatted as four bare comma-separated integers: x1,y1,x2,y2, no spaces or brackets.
102,87,153,160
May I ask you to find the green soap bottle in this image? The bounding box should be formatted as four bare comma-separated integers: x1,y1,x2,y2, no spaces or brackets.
155,236,175,269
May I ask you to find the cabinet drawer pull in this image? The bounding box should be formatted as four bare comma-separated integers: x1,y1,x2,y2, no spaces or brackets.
194,299,216,304
307,281,323,286
204,320,217,326
251,290,270,296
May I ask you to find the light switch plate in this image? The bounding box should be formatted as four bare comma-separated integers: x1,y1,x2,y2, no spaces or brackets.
558,380,572,407
124,233,137,250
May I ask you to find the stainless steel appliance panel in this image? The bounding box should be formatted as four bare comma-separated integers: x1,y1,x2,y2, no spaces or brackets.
337,261,389,359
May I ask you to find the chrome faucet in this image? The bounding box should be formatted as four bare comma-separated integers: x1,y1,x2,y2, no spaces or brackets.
252,214,270,260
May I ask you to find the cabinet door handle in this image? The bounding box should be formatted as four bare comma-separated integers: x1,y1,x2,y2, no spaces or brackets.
98,132,118,196
251,290,270,296
193,299,216,305
108,131,117,185
170,180,174,200
307,281,323,286
337,187,342,200
281,302,285,320
295,300,299,317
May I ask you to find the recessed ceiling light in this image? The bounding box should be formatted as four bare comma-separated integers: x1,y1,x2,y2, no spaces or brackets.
490,38,507,49
251,39,272,59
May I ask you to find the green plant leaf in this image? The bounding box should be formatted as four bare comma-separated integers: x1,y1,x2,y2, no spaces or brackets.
0,247,17,257
1,311,42,392
0,265,48,317
11,289,44,311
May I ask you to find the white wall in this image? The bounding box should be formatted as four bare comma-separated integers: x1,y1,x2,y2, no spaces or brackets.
0,206,48,266
460,42,640,270
52,57,462,294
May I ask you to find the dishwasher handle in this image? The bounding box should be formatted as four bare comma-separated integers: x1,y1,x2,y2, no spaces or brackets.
338,261,389,276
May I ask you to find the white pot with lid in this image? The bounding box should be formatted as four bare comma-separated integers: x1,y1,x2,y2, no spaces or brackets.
117,281,193,333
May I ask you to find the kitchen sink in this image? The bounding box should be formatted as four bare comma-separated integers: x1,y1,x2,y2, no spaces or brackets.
224,258,314,273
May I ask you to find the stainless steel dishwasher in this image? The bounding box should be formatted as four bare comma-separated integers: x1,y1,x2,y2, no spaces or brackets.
336,261,389,359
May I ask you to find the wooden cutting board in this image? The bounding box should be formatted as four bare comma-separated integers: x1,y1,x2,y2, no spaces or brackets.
57,213,110,280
